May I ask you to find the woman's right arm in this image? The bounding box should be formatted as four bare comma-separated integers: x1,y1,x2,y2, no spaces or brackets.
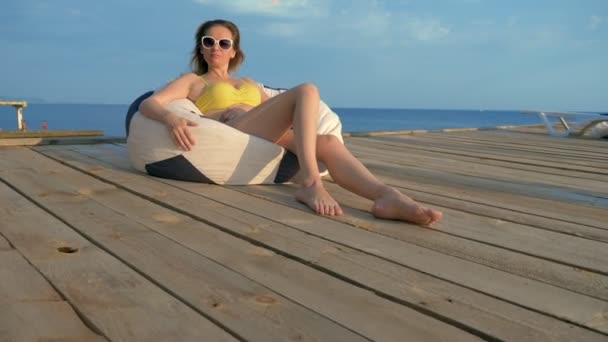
139,73,198,151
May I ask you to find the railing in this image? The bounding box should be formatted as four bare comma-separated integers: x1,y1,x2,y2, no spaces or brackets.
0,100,28,130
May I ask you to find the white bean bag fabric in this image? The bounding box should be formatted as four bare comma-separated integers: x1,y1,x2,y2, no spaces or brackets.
125,86,343,185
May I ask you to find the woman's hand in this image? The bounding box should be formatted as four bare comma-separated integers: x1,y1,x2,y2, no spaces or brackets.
164,112,198,151
219,106,250,124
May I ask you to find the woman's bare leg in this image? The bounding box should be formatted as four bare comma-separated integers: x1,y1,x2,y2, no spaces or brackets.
279,133,442,225
228,83,342,216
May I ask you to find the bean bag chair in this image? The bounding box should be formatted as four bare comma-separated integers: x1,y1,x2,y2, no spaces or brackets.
125,86,343,185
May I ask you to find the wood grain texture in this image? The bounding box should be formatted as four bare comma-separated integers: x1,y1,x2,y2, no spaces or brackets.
35,144,608,339
0,176,236,341
352,154,607,227
0,248,106,341
0,234,11,251
0,150,374,342
0,136,125,147
30,147,482,341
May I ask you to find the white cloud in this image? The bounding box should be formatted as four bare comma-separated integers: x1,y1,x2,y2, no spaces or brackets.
255,1,450,47
587,15,604,31
193,0,451,48
404,18,450,41
193,0,328,18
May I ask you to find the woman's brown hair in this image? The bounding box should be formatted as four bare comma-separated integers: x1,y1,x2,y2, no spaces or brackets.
191,19,245,74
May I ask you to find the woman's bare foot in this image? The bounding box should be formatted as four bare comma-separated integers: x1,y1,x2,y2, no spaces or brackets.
295,179,344,216
371,187,442,225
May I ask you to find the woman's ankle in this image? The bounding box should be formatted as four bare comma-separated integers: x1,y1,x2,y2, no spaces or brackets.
371,185,396,200
300,176,322,188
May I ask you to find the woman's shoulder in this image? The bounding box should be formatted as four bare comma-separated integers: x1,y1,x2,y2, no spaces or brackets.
163,72,200,86
177,72,202,81
167,72,206,91
241,76,259,85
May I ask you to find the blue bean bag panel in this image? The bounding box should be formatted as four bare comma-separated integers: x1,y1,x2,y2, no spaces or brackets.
125,87,343,185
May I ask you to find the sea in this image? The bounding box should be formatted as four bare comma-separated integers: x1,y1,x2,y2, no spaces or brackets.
0,103,586,137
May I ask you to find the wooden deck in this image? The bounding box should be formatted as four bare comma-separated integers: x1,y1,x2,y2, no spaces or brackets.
1,128,606,341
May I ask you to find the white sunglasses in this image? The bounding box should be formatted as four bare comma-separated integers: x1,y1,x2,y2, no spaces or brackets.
201,36,233,50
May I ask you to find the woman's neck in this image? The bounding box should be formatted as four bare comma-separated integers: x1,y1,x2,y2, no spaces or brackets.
206,68,231,81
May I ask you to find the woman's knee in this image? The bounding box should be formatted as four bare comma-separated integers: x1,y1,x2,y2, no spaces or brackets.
295,82,319,101
317,134,342,156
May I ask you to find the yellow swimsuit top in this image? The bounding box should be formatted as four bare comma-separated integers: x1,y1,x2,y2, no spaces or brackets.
194,77,262,113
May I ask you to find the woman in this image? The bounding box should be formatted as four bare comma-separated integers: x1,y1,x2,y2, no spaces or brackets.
139,19,442,225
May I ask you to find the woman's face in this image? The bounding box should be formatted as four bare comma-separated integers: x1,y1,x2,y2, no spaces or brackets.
201,25,236,71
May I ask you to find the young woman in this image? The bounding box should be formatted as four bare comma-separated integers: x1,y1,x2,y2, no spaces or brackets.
139,19,442,225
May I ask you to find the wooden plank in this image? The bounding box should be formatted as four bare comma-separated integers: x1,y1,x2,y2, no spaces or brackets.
8,198,368,342
419,131,608,159
1,302,107,342
233,182,608,297
5,148,480,341
0,154,374,342
0,181,236,341
446,130,608,151
0,233,11,251
321,181,608,270
349,136,608,183
352,157,607,222
386,133,608,166
40,145,608,336
0,249,62,304
87,143,608,235
424,131,608,156
0,130,104,139
347,136,607,182
348,172,608,242
36,148,598,340
61,143,608,274
0,136,125,147
96,142,608,275
356,135,608,174
347,142,608,197
353,152,608,237
0,248,106,341
342,125,548,138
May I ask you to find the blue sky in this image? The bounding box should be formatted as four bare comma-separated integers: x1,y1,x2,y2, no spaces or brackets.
1,0,606,111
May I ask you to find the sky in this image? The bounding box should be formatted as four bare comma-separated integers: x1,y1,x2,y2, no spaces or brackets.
0,0,606,111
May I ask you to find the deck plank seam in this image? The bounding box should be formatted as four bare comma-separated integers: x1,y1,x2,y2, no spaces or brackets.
0,166,247,342
98,140,607,236
380,181,608,237
354,149,606,191
227,183,608,301
0,231,16,249
0,181,109,340
355,138,608,174
399,136,608,162
420,134,608,156
350,145,608,183
40,146,608,286
353,155,608,210
34,145,608,338
355,156,608,210
31,147,538,341
32,148,397,341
